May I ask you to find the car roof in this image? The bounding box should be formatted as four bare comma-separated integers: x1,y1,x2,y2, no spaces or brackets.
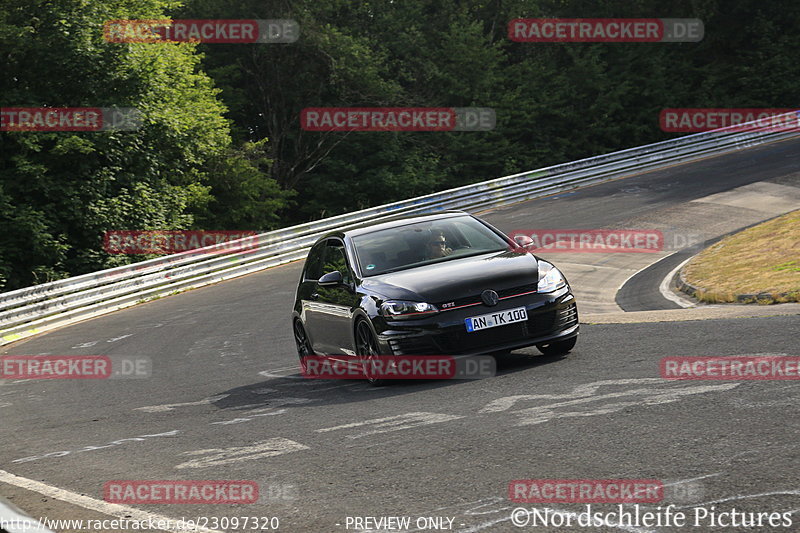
317,211,473,242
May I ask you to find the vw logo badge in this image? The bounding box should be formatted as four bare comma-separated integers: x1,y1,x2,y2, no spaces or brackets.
481,289,499,306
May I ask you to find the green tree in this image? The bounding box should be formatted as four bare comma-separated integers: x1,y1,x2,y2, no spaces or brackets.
195,138,294,229
0,0,235,289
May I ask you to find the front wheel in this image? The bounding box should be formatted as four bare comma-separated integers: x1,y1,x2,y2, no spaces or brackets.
355,320,387,386
536,336,577,356
293,320,314,374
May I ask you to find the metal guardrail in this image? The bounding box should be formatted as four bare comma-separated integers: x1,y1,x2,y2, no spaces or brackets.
2,115,799,345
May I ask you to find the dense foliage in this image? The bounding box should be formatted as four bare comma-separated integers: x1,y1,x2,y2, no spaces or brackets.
2,0,799,290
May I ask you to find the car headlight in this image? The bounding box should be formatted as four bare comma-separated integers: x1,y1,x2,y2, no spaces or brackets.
537,261,567,292
380,301,439,319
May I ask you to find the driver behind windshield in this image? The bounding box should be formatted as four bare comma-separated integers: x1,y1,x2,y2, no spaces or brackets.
424,230,453,259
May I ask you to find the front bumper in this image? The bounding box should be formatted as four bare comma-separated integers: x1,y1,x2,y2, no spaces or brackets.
376,288,578,356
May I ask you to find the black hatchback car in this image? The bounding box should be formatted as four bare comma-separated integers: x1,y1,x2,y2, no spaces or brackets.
291,211,578,378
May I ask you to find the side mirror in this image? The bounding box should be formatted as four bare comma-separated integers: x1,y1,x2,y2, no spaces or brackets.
318,270,343,287
513,234,535,250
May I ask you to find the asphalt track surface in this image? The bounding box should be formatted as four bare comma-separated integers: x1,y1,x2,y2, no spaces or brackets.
616,250,690,311
1,138,799,533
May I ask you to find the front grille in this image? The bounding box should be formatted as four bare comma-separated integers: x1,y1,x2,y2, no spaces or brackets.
441,296,478,309
437,283,537,309
498,283,538,298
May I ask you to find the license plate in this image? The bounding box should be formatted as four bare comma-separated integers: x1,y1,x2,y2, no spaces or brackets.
465,306,528,332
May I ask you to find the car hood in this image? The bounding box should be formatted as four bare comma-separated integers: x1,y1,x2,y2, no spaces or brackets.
361,250,538,303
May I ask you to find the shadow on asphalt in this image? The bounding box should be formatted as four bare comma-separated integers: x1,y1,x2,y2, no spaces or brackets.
212,349,570,411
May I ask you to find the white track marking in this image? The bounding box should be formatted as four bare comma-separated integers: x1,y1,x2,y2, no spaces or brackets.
0,469,222,533
247,397,313,409
209,417,252,425
659,255,696,308
134,395,229,413
219,396,313,410
12,430,180,464
208,399,309,425
70,341,98,349
258,366,302,379
514,384,737,426
317,412,464,439
251,408,288,416
213,396,313,412
479,379,739,426
480,378,663,413
175,438,309,469
660,473,722,487
106,334,133,343
140,394,311,424
210,408,288,425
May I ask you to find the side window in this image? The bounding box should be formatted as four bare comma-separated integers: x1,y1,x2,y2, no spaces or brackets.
303,242,325,281
321,241,353,285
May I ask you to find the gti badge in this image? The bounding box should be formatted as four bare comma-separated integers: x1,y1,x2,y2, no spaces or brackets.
481,289,499,306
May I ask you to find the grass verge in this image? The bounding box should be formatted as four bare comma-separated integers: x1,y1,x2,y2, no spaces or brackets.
681,210,800,303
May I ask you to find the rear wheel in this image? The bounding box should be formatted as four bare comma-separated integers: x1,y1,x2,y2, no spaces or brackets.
293,320,314,374
536,336,577,356
355,320,386,386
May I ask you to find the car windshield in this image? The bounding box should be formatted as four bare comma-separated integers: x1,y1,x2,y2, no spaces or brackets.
352,216,510,276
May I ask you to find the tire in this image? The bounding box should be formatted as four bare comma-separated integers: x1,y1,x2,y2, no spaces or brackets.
536,336,577,356
293,320,314,374
355,319,387,386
